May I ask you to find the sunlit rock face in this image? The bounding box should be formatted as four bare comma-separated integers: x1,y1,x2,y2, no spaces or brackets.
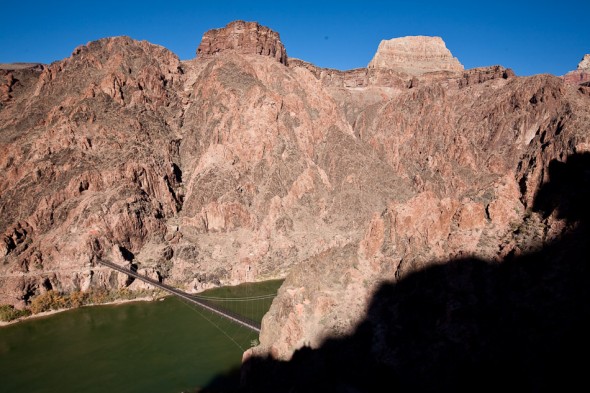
577,54,590,70
563,54,590,86
196,20,288,65
2,23,590,386
368,35,464,75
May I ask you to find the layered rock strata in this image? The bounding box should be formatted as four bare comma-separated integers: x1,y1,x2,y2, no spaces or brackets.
249,69,590,362
368,36,464,75
562,53,590,85
1,23,590,390
196,20,288,65
578,54,590,70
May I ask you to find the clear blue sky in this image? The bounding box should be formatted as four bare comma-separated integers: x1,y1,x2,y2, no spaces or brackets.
1,0,588,76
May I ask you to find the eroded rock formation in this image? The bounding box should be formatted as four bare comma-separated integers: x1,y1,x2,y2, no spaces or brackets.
1,22,590,389
562,53,590,86
578,54,590,70
248,68,590,362
368,36,464,75
196,20,288,65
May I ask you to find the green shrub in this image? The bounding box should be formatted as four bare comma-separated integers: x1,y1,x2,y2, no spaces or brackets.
0,305,32,322
25,288,161,315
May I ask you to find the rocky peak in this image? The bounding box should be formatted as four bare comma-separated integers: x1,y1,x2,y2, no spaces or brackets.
563,54,590,86
70,36,180,69
196,20,288,65
368,36,463,75
578,54,590,70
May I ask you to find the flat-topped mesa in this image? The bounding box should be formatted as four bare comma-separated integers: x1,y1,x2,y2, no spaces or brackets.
196,20,288,65
368,36,464,75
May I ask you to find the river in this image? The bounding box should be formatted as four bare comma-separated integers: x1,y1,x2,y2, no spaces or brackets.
0,280,282,393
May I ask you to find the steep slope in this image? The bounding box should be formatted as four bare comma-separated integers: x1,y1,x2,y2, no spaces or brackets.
173,49,414,287
0,23,414,307
249,41,590,360
0,37,185,306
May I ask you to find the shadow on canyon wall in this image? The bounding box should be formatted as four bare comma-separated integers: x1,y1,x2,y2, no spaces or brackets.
203,152,590,393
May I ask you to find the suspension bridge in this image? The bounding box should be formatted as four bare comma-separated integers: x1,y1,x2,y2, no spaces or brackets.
97,259,276,333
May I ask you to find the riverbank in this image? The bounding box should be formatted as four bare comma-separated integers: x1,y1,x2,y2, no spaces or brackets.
0,278,283,328
0,280,281,393
0,295,161,327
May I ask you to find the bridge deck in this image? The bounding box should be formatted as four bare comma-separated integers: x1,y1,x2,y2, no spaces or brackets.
97,259,261,333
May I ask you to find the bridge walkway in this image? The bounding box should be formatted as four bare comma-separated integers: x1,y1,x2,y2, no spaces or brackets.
97,259,261,333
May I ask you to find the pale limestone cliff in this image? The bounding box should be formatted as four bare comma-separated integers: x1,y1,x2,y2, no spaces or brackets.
368,35,464,75
563,54,590,86
578,54,590,70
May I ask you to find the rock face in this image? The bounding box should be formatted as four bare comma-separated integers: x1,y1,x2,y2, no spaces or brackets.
562,54,590,85
368,36,464,75
578,54,590,70
2,21,590,390
0,64,44,105
196,20,288,65
249,70,590,361
0,36,184,306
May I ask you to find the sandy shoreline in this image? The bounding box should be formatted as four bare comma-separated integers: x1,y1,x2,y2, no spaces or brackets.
0,296,162,327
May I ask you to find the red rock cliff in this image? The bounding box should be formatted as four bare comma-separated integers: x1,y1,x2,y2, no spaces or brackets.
196,20,288,65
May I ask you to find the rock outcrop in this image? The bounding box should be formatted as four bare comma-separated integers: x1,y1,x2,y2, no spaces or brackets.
0,36,184,305
196,20,288,65
249,70,590,362
0,64,44,105
368,36,464,75
578,54,590,70
562,54,590,85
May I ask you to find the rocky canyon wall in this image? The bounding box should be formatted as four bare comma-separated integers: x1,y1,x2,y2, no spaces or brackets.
1,23,590,388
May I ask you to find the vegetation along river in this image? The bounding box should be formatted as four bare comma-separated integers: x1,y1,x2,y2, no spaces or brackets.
0,279,283,393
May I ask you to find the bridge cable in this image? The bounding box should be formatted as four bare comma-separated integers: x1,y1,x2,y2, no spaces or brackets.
175,294,247,352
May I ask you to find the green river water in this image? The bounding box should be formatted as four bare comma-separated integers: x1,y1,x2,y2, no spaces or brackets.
0,279,282,393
